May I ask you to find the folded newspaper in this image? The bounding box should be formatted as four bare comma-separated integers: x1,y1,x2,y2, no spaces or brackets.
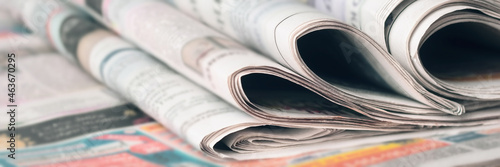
12,0,500,161
65,0,500,126
17,0,432,160
308,0,500,103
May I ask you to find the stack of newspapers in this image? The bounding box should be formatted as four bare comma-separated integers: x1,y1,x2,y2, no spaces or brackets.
2,0,500,162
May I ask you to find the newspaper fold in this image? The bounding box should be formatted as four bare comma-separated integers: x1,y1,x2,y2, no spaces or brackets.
159,0,467,116
309,0,500,103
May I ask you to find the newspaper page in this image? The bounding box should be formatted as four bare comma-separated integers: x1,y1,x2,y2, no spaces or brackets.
292,124,500,167
307,0,408,49
309,0,500,102
34,2,265,157
0,53,128,126
0,123,217,167
0,101,153,148
2,122,500,166
0,53,154,161
0,123,321,166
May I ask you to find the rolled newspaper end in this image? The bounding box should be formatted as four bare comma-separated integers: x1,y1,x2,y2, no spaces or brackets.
309,0,500,103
